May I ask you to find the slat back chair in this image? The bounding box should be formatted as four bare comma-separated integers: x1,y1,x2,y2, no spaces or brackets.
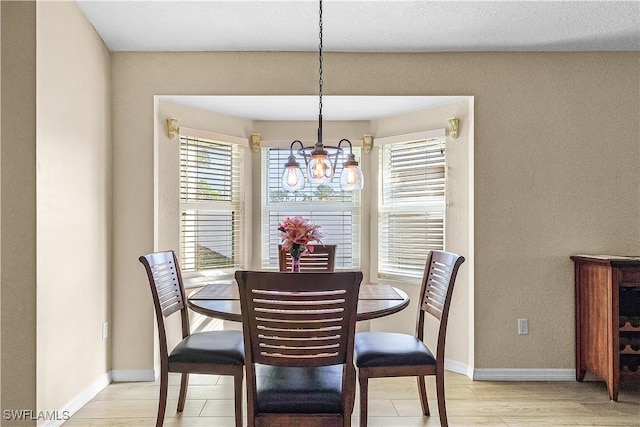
235,270,363,427
139,251,244,427
354,250,465,427
278,244,336,272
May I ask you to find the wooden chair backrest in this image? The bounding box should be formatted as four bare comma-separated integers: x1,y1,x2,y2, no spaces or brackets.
236,271,362,368
416,250,465,357
278,244,337,272
139,251,190,358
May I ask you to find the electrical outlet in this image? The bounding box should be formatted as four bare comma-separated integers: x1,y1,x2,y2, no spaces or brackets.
518,318,528,335
102,321,109,340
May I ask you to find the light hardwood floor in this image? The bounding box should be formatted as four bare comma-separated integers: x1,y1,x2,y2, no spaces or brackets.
64,371,640,426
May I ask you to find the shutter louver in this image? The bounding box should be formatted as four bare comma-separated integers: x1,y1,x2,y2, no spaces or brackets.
180,136,243,272
378,137,445,280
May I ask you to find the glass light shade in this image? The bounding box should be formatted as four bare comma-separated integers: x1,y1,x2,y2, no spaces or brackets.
307,154,333,184
282,165,305,191
340,164,364,190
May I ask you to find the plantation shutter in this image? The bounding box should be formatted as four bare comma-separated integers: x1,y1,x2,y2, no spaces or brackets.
262,147,361,270
180,135,243,272
378,132,446,280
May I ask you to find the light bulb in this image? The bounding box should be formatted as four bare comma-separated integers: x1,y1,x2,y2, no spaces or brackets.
287,171,299,187
314,160,326,177
307,155,333,184
282,166,305,191
344,167,357,186
339,155,364,191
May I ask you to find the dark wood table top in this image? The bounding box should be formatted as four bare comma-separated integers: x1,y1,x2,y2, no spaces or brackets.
187,281,410,322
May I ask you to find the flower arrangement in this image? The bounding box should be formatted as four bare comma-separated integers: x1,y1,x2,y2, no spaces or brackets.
278,216,324,261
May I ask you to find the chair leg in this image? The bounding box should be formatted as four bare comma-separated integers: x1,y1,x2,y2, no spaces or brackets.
234,371,243,427
157,369,169,427
358,374,369,427
436,370,448,427
344,367,356,427
417,375,430,416
177,373,189,412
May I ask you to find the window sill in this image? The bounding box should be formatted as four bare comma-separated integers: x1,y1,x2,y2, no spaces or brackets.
183,270,234,290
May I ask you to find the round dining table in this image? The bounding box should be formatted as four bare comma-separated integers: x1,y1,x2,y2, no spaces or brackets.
187,281,410,322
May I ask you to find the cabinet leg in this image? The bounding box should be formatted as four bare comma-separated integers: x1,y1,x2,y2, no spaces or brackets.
576,369,586,382
607,379,619,401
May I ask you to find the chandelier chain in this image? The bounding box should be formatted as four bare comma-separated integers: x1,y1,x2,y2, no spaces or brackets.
281,0,362,191
318,0,323,119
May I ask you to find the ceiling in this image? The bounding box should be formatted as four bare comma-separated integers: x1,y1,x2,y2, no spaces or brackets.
75,1,639,120
77,1,639,52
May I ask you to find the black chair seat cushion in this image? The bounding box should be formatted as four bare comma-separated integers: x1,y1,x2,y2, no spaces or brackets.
255,364,343,413
168,330,244,365
355,332,435,368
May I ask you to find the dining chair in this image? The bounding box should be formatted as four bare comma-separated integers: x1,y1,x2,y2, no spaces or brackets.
235,270,363,427
278,244,336,272
139,251,244,427
354,250,465,427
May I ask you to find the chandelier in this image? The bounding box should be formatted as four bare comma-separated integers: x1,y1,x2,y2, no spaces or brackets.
281,0,364,192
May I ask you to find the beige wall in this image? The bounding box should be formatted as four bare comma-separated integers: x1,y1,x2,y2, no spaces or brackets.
472,54,639,370
113,51,639,374
1,1,37,423
36,0,112,416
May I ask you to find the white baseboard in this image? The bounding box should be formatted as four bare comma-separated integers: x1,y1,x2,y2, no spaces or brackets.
472,368,575,381
442,361,575,382
38,372,111,427
39,367,162,427
444,358,472,378
111,368,157,382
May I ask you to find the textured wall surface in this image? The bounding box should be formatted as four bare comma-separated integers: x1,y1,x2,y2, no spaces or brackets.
112,51,639,372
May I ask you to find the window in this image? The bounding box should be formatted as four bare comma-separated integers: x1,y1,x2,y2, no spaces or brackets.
262,147,361,270
180,135,244,273
377,131,446,280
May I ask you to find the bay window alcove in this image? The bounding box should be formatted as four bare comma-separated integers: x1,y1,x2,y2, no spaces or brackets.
156,96,473,375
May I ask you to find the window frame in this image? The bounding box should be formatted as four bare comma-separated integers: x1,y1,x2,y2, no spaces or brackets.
260,141,363,271
373,129,447,283
178,128,248,280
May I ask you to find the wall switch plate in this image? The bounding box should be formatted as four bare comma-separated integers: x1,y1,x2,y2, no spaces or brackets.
518,318,528,335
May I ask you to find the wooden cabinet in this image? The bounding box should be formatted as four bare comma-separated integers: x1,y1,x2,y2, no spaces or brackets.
571,255,640,401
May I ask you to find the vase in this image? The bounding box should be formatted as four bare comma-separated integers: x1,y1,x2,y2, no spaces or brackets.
291,256,301,272
289,243,303,272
